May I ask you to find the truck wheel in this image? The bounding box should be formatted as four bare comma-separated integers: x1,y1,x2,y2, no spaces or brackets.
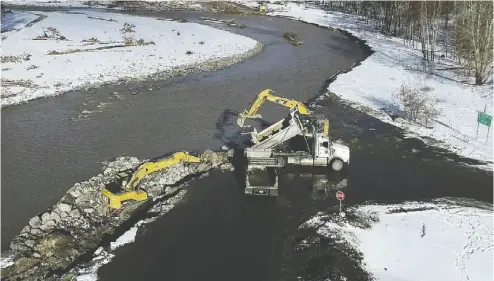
276,157,286,167
331,158,344,172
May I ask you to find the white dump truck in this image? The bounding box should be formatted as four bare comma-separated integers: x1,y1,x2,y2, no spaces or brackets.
238,89,351,196
244,110,350,171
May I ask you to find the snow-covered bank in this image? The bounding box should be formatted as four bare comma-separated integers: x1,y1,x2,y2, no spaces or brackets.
269,4,493,169
1,9,260,107
2,0,92,8
303,199,493,281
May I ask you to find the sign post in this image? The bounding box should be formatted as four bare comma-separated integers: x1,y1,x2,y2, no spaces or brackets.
476,105,492,145
336,191,345,217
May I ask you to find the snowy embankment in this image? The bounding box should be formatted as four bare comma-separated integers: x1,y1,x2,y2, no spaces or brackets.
0,9,261,107
303,199,493,281
269,4,493,169
1,1,99,8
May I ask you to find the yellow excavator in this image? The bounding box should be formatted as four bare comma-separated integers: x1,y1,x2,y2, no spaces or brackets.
102,152,203,209
258,2,267,12
237,89,329,136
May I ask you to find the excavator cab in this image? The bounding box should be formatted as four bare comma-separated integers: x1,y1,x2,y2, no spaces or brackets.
299,114,330,137
258,2,267,12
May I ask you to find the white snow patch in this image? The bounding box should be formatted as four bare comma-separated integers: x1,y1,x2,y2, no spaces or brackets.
231,0,262,9
304,200,494,281
72,222,143,281
2,1,93,8
0,256,14,269
109,222,142,250
75,247,115,281
1,9,258,107
269,4,493,170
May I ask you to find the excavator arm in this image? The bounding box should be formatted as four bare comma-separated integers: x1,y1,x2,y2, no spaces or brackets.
102,152,202,209
125,152,201,191
237,89,330,137
237,89,312,128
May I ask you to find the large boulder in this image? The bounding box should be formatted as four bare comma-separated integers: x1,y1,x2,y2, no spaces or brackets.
35,231,77,259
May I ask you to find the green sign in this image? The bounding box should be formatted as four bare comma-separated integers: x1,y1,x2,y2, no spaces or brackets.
477,112,492,127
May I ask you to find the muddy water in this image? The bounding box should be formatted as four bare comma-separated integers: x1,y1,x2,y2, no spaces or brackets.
97,168,347,281
92,13,490,280
1,12,368,249
97,100,493,281
2,8,492,281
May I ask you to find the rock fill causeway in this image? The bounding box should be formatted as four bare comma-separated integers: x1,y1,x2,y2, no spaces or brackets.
2,150,233,281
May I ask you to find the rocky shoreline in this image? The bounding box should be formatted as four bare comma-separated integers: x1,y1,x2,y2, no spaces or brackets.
79,40,264,96
151,41,264,81
1,150,234,281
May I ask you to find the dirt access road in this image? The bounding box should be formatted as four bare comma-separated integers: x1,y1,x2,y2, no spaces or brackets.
1,8,492,280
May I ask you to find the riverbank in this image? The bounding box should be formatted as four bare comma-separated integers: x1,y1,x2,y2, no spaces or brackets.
1,8,262,107
299,199,493,281
268,3,493,170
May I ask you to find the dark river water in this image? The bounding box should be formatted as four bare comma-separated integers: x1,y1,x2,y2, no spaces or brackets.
96,88,492,281
1,9,367,250
1,7,492,281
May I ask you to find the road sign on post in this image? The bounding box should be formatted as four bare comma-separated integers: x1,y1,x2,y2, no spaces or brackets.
336,191,345,201
477,112,492,126
336,191,345,217
476,106,492,144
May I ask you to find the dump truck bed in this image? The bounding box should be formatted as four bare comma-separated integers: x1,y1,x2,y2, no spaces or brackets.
251,114,303,149
245,168,278,196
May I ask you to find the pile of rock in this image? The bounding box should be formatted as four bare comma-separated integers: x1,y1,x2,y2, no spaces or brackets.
2,150,232,281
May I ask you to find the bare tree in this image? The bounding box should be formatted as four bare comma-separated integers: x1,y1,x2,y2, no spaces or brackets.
454,1,493,85
321,1,492,84
120,22,136,44
395,83,441,127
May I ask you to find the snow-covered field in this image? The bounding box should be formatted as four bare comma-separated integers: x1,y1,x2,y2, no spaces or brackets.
2,0,92,8
1,9,258,106
303,199,493,281
269,3,493,169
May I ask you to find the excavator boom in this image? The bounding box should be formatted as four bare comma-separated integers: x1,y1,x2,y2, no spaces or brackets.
125,152,201,191
102,151,202,209
237,89,312,127
237,89,330,138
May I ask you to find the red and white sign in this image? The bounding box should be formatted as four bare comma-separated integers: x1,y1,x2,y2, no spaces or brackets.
336,191,345,201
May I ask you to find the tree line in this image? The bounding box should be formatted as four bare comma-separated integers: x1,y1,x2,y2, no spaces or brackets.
314,1,493,85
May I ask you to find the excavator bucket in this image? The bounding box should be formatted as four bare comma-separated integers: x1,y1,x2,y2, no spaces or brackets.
237,112,263,128
102,187,148,209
